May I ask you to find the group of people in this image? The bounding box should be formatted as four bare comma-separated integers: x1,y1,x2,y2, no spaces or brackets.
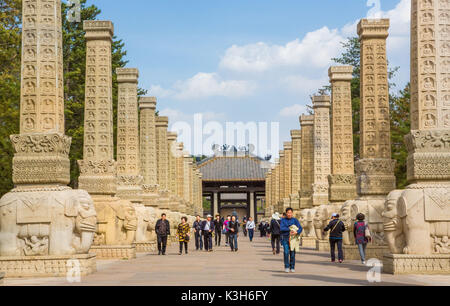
155,213,258,255
263,207,371,273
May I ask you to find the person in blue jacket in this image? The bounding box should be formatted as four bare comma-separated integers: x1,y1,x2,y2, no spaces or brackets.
280,207,303,273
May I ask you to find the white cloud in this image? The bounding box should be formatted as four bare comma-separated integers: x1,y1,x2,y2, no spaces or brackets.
150,73,256,101
279,104,307,118
219,27,344,73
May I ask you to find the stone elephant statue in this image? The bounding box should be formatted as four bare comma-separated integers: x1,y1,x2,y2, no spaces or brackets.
94,198,137,246
299,209,316,238
383,188,450,255
0,189,97,256
313,205,329,240
134,205,158,243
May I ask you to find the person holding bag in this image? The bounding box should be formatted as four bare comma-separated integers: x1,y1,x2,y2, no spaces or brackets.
353,213,371,264
323,213,346,263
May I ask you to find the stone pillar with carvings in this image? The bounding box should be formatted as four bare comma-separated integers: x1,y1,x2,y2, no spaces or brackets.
274,159,280,212
299,115,314,208
167,132,181,211
139,97,159,207
175,143,187,213
282,142,292,211
312,95,332,207
328,66,357,204
278,150,285,211
156,116,170,209
265,170,272,217
183,153,193,215
356,19,396,198
382,1,450,275
0,0,98,277
116,68,143,203
78,21,137,259
290,130,302,209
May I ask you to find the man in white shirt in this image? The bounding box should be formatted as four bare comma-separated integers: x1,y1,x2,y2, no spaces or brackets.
246,217,256,242
202,215,214,252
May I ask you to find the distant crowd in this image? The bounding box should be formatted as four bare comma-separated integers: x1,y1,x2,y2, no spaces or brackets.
154,207,371,273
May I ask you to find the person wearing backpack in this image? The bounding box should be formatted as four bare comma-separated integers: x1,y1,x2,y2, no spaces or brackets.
323,213,346,263
354,213,371,264
270,213,281,255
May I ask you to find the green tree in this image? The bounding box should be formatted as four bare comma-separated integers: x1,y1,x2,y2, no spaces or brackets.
0,0,21,196
390,84,411,188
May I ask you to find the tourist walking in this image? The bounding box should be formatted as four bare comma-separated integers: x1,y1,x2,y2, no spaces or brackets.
177,217,190,255
214,215,223,246
259,221,268,237
354,213,371,264
246,217,256,242
193,215,203,251
280,208,303,273
223,215,232,246
270,213,281,255
324,213,346,263
242,217,248,237
155,213,170,255
228,215,239,252
202,215,214,252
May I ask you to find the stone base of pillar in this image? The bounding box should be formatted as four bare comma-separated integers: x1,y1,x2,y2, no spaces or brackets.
78,160,117,195
135,241,157,253
0,272,4,284
356,158,396,196
316,239,330,252
343,245,389,260
383,254,450,275
0,254,96,278
299,194,312,209
301,237,317,248
89,245,136,260
289,194,300,210
116,176,143,203
328,174,357,202
312,184,329,206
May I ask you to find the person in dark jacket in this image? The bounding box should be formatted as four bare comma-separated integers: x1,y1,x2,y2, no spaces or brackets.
259,221,268,237
214,215,223,246
228,215,240,252
155,213,170,255
280,208,303,273
201,215,214,252
193,215,203,251
324,213,346,263
270,213,281,255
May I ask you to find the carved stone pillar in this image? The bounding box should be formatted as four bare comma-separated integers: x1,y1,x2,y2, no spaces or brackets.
299,115,314,208
0,1,98,277
139,97,159,207
356,19,396,196
156,117,169,192
183,153,193,214
78,21,137,258
290,130,302,209
116,68,143,203
274,159,280,212
328,66,357,203
78,21,116,196
382,1,450,275
278,151,285,205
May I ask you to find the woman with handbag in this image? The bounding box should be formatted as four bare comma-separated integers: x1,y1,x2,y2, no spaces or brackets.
353,213,371,264
177,217,191,255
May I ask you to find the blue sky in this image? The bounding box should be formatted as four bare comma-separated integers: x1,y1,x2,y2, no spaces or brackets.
86,0,411,159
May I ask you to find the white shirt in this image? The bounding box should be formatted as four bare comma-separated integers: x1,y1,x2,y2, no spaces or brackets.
246,221,255,230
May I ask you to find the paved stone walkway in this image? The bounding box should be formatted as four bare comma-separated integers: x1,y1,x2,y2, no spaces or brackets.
3,237,450,286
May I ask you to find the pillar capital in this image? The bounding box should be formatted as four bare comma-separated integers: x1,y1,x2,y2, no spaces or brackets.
357,18,389,40
116,68,139,83
300,115,314,126
156,116,169,127
139,97,157,110
312,95,331,109
290,129,302,140
328,66,353,82
83,20,114,41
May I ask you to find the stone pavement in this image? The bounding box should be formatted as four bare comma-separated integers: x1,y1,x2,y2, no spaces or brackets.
2,237,449,286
